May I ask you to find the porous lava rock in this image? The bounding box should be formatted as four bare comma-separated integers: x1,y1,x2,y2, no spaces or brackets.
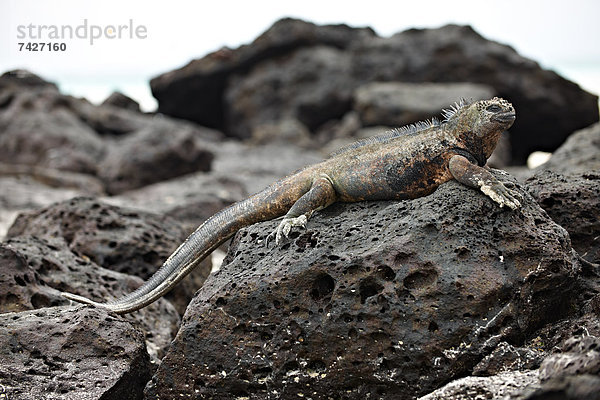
0,306,151,400
146,170,579,399
525,170,600,264
0,236,179,361
6,197,210,315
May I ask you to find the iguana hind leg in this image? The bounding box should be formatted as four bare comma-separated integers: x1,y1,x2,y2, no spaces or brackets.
449,154,521,210
268,174,337,245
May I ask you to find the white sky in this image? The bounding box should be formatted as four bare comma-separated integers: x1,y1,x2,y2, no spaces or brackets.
1,0,599,111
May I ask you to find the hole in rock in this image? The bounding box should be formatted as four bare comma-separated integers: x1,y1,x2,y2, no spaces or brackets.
359,278,383,304
310,273,335,301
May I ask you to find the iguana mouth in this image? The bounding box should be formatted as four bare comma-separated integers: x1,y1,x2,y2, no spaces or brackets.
492,111,516,123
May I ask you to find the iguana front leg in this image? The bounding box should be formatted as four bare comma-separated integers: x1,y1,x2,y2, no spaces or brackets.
449,155,521,209
268,174,337,244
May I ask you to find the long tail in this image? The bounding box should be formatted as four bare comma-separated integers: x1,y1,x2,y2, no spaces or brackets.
62,176,308,314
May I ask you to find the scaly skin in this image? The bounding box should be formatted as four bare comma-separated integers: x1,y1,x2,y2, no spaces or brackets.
62,97,519,314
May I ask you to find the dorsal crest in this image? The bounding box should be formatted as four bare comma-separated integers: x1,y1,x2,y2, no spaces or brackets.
440,98,471,122
328,118,440,158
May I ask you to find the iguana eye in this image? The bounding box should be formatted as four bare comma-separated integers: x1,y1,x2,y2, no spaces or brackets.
486,104,502,113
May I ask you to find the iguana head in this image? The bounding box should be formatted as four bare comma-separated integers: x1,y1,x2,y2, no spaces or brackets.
444,97,515,135
444,97,515,158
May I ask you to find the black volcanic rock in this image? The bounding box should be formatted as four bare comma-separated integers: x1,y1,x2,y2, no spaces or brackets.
0,236,179,361
349,24,598,162
0,72,223,192
101,91,141,112
99,121,216,194
150,18,374,130
150,19,598,163
0,306,152,400
0,69,58,91
6,197,211,316
0,89,106,174
525,170,600,264
537,121,600,174
145,170,579,399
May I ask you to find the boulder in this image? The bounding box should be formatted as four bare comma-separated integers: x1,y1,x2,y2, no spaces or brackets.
418,370,541,400
537,122,600,174
525,171,600,264
6,197,210,316
99,121,216,194
0,306,151,400
0,236,179,361
0,69,58,91
0,89,106,174
350,24,598,162
69,95,149,136
150,18,374,129
0,165,105,239
225,45,354,138
101,91,141,112
353,82,495,127
146,170,579,399
0,70,224,194
150,19,598,163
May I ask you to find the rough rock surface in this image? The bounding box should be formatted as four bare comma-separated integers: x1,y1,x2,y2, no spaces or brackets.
418,370,541,400
6,197,210,316
525,170,600,264
472,342,544,376
353,82,495,127
0,236,179,361
539,335,600,381
146,170,579,399
0,306,151,400
515,375,600,400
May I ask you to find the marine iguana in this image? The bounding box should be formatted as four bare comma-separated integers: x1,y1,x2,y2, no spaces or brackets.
62,97,520,314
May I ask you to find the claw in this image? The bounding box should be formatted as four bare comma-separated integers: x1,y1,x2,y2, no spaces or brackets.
269,215,308,245
480,182,521,210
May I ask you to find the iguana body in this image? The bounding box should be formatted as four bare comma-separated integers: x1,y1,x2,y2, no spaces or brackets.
63,97,519,314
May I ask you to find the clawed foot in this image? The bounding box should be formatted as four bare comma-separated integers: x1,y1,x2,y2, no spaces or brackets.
266,215,308,245
480,182,522,210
